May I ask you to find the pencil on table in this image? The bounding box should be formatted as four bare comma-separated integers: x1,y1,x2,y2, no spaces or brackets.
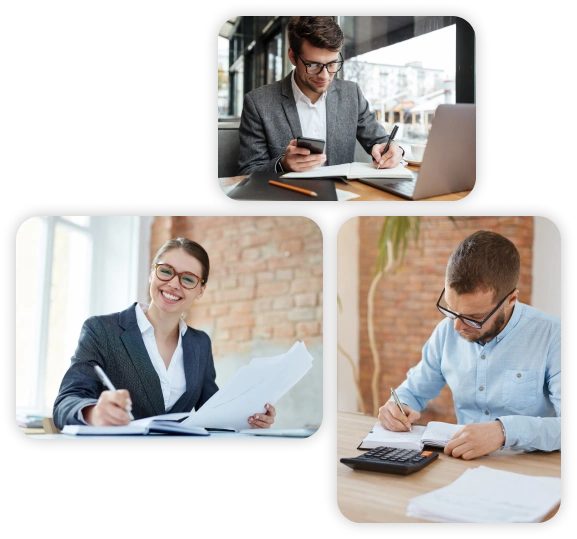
269,180,318,197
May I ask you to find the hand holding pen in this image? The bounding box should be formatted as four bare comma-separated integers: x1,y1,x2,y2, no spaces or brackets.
377,125,399,169
391,388,413,432
82,366,134,426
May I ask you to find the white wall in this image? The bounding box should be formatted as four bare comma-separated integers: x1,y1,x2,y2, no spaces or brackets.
337,217,360,412
532,217,561,317
136,216,153,303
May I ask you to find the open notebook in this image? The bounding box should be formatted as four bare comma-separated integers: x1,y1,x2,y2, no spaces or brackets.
281,162,414,180
359,421,462,450
62,419,207,436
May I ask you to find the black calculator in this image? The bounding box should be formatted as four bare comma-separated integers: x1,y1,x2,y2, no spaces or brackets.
340,446,438,476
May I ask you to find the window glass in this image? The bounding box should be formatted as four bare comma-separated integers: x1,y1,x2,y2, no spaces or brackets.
266,32,283,84
16,217,141,417
61,216,91,227
43,223,93,412
341,17,456,150
231,57,244,119
218,36,230,117
217,16,466,123
16,217,46,411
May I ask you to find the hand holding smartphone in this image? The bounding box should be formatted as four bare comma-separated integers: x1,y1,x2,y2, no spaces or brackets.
296,136,326,155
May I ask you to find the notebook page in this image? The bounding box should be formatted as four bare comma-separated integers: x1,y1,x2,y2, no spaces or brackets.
420,421,463,447
361,421,426,449
347,162,413,179
281,163,351,178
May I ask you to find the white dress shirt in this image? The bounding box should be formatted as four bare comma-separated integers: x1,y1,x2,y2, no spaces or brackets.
291,70,327,152
135,303,187,412
78,303,188,423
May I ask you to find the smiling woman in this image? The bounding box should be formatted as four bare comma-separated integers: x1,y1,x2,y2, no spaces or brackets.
52,237,276,430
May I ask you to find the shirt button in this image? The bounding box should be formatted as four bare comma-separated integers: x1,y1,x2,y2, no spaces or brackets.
484,410,489,415
481,355,486,360
517,373,522,378
479,386,484,391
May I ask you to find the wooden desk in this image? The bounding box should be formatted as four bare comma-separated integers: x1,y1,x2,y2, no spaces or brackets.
337,412,561,523
219,167,471,202
20,427,45,435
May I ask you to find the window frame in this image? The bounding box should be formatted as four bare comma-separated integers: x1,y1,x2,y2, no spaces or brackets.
16,216,144,416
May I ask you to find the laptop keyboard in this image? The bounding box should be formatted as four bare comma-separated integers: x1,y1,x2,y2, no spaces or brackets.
381,179,416,197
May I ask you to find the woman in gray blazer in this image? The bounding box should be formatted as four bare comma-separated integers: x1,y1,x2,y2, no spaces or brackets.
53,238,276,430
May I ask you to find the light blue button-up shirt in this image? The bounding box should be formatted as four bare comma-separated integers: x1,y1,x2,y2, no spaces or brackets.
394,302,561,452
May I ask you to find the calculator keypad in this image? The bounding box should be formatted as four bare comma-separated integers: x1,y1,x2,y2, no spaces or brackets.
341,446,438,476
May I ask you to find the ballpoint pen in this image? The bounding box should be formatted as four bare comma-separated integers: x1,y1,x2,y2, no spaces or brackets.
269,180,318,197
390,387,412,432
377,124,399,169
94,365,135,420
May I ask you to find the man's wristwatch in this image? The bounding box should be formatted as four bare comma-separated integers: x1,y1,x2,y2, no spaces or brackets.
275,155,285,173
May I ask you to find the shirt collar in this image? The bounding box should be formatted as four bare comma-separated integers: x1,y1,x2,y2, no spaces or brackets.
135,303,188,336
495,301,523,341
477,301,523,346
291,69,327,106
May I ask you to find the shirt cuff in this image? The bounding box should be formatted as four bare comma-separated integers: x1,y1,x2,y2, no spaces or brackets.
496,418,507,449
388,390,420,413
77,401,98,425
275,155,285,173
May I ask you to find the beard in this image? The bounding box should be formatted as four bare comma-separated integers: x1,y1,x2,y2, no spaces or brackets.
295,69,332,96
457,310,506,345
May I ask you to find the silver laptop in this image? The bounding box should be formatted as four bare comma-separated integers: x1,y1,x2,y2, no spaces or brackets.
358,104,476,200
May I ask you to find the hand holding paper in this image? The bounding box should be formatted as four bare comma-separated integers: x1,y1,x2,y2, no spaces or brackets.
183,341,313,431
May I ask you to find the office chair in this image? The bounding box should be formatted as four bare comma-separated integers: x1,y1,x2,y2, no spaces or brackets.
218,123,241,177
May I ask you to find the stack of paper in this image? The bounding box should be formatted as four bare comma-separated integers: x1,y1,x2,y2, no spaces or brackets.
182,341,314,432
406,466,561,523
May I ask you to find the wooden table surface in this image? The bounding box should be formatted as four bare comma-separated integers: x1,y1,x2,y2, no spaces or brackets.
337,412,561,523
220,166,471,202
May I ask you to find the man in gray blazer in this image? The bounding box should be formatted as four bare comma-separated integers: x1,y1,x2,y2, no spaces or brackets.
238,16,404,176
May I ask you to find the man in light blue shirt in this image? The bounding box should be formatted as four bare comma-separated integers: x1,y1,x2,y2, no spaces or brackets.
379,230,561,460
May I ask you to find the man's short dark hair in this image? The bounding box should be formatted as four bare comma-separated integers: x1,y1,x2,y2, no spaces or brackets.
287,17,344,54
446,230,520,301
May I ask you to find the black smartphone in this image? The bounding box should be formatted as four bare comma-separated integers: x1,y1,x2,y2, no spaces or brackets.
296,136,326,154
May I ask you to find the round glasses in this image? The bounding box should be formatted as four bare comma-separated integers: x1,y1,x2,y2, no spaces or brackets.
295,50,344,75
154,263,204,290
436,287,516,329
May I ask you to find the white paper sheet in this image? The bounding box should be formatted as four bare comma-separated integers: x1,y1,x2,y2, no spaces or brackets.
407,466,561,523
182,341,313,431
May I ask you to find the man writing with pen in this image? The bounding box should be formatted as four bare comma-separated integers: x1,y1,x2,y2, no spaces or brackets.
237,16,404,175
379,231,561,460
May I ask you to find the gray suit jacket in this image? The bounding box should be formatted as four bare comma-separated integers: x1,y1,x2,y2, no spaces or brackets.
238,72,390,175
53,303,218,429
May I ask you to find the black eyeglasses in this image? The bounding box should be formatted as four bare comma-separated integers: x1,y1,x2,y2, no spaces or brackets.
294,50,343,75
436,288,517,329
154,263,204,290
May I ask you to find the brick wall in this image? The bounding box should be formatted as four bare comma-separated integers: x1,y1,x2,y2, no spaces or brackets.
150,216,323,357
358,217,534,422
